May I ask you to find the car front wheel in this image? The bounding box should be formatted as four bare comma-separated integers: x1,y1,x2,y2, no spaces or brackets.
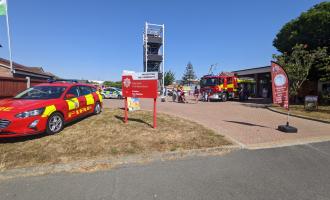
221,93,227,102
46,112,64,135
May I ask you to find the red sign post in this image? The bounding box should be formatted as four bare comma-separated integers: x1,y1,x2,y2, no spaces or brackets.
122,71,158,128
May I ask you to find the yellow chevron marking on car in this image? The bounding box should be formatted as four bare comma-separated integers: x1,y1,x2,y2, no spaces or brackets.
66,98,80,111
96,91,103,103
0,107,14,111
42,105,57,118
85,94,95,105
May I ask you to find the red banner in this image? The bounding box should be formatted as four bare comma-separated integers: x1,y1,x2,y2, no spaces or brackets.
271,62,289,109
122,71,158,99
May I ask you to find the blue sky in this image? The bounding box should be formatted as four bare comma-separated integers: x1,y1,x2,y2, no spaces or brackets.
0,0,325,81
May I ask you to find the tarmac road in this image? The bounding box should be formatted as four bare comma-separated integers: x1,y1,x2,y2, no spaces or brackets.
1,141,330,200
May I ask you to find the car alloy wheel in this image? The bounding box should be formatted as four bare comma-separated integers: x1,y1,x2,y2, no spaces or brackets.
222,93,227,102
47,113,64,134
94,102,101,114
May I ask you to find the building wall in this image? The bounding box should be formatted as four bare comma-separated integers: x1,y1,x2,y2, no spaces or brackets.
0,65,13,78
234,66,326,101
0,77,46,98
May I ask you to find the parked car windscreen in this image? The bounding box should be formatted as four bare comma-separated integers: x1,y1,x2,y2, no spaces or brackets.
14,86,67,100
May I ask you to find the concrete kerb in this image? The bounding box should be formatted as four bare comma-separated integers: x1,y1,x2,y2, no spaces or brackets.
267,107,330,124
0,145,239,181
246,135,330,150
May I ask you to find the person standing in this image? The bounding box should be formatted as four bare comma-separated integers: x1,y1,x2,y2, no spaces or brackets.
193,86,199,103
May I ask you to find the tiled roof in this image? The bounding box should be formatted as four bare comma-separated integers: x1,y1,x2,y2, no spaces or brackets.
0,58,56,78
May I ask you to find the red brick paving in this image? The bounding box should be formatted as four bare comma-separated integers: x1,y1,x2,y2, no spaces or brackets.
104,98,330,148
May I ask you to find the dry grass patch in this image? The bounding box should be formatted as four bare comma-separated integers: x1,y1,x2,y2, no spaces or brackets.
0,108,231,170
272,105,330,122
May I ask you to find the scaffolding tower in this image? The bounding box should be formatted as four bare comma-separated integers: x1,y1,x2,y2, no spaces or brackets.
143,22,165,95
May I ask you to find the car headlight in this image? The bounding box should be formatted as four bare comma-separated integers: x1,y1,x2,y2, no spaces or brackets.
16,108,45,118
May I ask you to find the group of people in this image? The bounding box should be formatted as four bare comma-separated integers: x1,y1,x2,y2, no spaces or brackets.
171,85,187,103
170,85,201,103
169,84,250,103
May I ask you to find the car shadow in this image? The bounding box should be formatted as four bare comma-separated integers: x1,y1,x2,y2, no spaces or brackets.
223,120,270,128
0,114,94,144
64,114,90,128
0,133,48,144
114,115,153,128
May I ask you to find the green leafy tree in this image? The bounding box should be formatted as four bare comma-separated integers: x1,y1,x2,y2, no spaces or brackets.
103,81,122,89
273,44,329,97
273,2,330,80
182,62,196,85
164,70,175,86
273,2,330,53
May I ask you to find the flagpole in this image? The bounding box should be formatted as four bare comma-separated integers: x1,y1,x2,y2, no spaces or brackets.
5,0,13,73
287,109,290,126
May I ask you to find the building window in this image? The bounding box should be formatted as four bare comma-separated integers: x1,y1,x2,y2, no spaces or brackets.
322,83,330,93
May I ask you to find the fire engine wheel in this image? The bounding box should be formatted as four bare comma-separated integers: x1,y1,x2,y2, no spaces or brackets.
94,102,102,115
46,112,64,135
221,93,227,102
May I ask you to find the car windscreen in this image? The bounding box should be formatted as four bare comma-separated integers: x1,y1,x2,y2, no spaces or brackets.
200,78,219,86
14,86,67,100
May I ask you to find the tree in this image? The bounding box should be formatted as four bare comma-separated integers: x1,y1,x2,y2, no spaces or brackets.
164,70,175,86
273,2,330,53
273,2,330,81
103,81,122,88
273,44,329,97
182,62,196,85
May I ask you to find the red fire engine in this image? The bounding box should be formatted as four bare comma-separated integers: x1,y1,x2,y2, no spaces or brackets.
200,72,253,101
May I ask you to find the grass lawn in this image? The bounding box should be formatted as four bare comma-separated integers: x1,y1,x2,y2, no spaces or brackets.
0,108,231,171
271,104,330,122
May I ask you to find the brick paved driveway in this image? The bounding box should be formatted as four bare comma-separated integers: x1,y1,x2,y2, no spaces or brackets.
104,98,330,149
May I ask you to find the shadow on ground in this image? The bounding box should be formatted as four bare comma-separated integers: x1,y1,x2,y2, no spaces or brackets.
224,120,270,128
0,115,93,144
114,115,153,128
0,134,47,144
238,98,272,108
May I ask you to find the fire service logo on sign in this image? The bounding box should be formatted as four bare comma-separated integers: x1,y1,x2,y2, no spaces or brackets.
123,78,131,88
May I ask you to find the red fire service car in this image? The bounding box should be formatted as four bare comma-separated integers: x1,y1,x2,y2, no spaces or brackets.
0,80,103,138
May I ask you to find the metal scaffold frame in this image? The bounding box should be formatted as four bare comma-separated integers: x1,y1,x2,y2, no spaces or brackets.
143,22,165,96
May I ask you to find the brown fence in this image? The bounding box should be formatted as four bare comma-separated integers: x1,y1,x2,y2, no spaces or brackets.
0,77,46,98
